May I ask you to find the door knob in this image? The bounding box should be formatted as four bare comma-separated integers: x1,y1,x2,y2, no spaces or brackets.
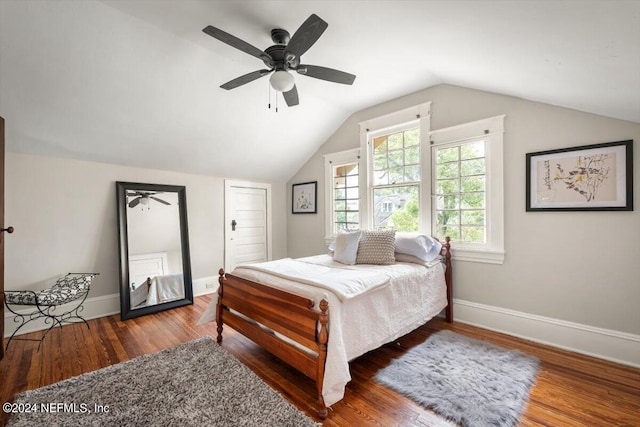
1,226,14,234
231,220,237,231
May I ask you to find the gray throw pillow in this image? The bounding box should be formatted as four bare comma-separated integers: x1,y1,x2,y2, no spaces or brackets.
356,230,396,265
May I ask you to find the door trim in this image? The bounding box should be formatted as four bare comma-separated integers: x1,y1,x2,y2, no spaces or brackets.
224,180,272,272
1,116,4,360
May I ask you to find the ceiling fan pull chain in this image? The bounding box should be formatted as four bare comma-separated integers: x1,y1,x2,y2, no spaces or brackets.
276,93,279,113
268,81,271,109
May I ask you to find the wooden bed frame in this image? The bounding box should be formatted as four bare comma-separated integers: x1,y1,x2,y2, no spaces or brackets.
216,237,453,419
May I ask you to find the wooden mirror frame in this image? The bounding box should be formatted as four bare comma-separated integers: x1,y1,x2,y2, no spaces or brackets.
116,181,193,320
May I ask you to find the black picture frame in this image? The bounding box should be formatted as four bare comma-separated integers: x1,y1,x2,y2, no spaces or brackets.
292,181,317,214
526,140,633,211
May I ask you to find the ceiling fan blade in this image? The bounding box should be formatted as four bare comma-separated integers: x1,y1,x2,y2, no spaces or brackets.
297,64,356,85
283,85,299,107
150,196,171,205
285,14,328,61
203,25,273,66
220,69,273,90
128,197,141,208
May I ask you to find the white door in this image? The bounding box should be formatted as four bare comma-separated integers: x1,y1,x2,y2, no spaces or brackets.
128,253,168,288
224,181,272,272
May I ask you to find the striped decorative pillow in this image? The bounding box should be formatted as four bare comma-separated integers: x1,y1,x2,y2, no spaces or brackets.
355,230,396,265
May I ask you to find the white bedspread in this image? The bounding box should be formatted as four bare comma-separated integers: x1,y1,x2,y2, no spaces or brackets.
147,273,184,305
235,258,389,301
199,254,447,407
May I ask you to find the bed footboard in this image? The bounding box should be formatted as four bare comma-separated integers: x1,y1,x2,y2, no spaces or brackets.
216,269,329,419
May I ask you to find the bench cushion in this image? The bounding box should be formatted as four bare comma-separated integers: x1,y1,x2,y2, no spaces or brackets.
5,274,93,306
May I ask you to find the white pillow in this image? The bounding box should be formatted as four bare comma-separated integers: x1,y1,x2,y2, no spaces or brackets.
332,230,362,265
395,252,442,267
394,232,442,262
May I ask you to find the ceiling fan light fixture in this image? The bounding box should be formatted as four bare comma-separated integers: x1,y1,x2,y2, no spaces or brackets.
270,70,295,92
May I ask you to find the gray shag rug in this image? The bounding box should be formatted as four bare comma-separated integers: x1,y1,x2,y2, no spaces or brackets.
7,336,319,427
375,330,539,427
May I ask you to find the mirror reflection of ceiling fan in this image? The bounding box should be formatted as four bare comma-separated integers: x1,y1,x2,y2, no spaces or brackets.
127,191,171,208
202,13,356,107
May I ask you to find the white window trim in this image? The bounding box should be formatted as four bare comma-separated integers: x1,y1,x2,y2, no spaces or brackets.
324,148,362,244
368,122,423,230
429,115,505,264
359,102,432,231
333,105,504,265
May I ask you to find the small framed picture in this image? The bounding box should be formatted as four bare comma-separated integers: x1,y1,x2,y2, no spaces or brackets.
292,181,317,214
526,140,633,211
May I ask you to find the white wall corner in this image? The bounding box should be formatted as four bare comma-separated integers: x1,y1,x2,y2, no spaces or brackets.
453,298,640,368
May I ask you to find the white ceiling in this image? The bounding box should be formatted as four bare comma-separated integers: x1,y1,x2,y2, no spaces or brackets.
1,1,638,182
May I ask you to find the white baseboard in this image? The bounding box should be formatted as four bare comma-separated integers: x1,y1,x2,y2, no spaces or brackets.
4,277,219,339
4,293,121,339
192,276,218,297
7,290,637,368
453,298,640,368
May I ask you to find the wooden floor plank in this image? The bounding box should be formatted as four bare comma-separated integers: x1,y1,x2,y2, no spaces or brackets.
1,294,639,427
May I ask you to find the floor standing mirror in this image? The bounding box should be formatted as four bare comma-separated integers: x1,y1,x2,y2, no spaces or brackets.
116,182,193,320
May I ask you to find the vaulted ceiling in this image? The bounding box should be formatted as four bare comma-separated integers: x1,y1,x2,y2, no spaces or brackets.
1,1,638,182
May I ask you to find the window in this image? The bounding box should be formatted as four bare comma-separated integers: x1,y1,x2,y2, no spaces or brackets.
434,139,486,243
371,126,421,232
355,102,431,235
324,104,504,263
324,149,361,240
430,115,505,263
333,163,360,233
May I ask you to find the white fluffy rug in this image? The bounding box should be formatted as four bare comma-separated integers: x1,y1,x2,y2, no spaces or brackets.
375,330,539,427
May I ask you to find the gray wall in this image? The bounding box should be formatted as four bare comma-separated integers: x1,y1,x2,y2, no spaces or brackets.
287,84,640,335
5,152,287,297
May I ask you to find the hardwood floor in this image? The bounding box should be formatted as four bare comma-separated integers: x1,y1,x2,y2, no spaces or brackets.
1,294,639,426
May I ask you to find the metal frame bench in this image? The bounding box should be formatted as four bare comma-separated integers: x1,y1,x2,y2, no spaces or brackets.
3,273,99,351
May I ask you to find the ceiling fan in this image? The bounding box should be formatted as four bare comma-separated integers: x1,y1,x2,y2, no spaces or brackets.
202,14,356,107
127,191,171,208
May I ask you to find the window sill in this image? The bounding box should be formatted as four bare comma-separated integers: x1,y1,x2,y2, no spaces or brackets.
450,247,505,264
